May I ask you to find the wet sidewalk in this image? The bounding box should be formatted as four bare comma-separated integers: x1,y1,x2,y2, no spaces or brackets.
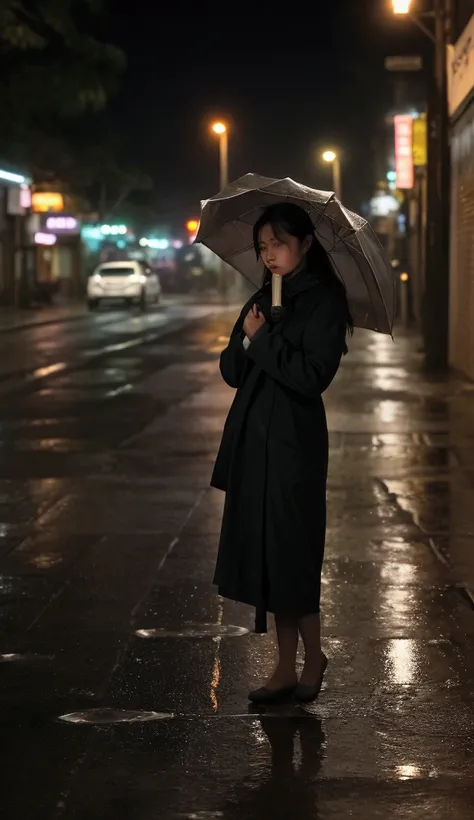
0,292,241,333
1,314,474,819
0,301,87,332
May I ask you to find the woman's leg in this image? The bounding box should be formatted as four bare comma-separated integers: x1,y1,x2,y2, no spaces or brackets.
264,614,299,690
297,613,325,686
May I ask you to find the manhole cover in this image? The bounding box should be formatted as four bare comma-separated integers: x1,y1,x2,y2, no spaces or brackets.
135,624,249,639
0,653,53,663
58,709,174,725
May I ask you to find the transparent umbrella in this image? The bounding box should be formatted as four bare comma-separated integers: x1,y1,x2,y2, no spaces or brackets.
195,173,396,334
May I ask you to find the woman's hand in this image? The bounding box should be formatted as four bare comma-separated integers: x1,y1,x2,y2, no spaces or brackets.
243,304,266,340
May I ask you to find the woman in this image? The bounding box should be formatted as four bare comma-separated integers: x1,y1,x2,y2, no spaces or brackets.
211,202,352,704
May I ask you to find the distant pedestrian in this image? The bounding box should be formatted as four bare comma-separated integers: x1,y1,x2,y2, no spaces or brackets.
211,202,352,704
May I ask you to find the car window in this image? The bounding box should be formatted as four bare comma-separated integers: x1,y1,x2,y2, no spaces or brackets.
98,267,135,277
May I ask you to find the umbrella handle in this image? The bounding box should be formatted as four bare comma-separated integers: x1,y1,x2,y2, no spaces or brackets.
271,305,285,322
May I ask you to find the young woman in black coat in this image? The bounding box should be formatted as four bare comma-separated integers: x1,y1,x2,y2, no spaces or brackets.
211,202,352,704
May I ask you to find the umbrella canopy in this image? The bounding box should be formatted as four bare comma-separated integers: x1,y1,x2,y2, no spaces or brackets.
195,173,396,334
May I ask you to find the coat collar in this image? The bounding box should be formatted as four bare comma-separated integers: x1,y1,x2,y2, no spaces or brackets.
261,267,322,300
284,266,323,297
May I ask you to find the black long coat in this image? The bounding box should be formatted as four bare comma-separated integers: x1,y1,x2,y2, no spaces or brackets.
211,268,348,632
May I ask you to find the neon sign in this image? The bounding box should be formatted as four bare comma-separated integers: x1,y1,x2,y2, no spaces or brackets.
35,232,57,246
45,216,78,232
394,115,414,190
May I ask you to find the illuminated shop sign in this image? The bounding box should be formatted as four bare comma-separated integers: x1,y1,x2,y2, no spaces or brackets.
45,215,79,233
32,192,64,212
394,115,414,189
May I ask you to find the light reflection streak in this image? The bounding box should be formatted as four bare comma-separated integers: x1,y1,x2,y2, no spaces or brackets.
25,438,69,451
30,553,63,569
0,524,13,538
370,334,396,364
386,639,415,685
380,562,416,584
371,365,411,390
395,764,422,780
249,721,268,746
378,400,400,423
384,587,414,615
209,598,224,712
106,383,133,398
32,362,67,379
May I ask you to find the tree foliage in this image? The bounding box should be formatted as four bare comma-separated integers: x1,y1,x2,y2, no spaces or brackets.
0,0,125,146
0,2,151,214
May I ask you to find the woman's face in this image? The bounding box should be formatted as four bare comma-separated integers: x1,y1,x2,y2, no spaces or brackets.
258,224,311,276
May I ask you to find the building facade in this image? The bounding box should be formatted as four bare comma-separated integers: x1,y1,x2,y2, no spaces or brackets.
0,164,33,306
448,8,474,378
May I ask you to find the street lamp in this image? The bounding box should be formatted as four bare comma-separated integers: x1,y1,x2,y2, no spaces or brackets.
392,0,412,13
391,0,438,41
212,121,229,191
391,0,451,371
322,150,341,199
211,122,231,296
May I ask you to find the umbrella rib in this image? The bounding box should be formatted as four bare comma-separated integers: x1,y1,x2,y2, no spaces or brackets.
319,215,391,330
199,192,362,246
197,189,336,244
335,232,391,329
340,229,393,329
226,243,255,260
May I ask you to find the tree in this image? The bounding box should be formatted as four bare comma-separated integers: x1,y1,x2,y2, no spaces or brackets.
66,143,153,220
0,0,125,154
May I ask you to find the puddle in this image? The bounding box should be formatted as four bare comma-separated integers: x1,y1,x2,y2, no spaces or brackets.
135,624,249,639
58,708,174,725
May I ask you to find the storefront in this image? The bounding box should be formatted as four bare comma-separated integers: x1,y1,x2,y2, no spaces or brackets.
448,12,474,379
0,164,32,305
29,213,83,300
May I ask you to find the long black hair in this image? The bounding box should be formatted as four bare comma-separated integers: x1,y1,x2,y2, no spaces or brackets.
253,202,353,337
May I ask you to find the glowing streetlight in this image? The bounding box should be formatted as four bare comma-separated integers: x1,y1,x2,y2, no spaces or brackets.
212,122,227,136
211,121,229,191
210,121,232,294
392,0,412,13
322,150,341,199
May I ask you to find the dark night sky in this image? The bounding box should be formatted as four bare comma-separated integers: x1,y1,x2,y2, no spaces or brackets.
102,0,424,227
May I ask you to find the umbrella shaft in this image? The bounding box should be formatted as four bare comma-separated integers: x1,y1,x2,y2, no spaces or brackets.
272,274,282,307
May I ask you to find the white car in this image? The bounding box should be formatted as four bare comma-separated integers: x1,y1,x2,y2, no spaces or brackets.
87,261,161,310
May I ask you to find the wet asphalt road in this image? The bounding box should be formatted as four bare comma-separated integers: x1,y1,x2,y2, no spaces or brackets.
1,301,474,819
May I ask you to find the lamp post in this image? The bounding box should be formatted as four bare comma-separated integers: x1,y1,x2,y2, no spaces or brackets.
322,150,342,199
211,122,230,296
212,122,229,191
391,0,452,372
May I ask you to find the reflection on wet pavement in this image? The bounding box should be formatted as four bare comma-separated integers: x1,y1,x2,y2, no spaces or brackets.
135,624,249,639
0,314,473,818
58,708,174,724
